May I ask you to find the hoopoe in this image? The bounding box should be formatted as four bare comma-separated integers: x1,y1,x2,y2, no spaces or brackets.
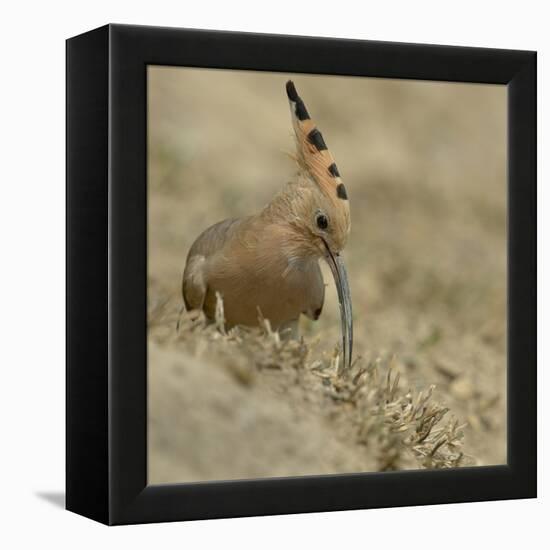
182,81,353,368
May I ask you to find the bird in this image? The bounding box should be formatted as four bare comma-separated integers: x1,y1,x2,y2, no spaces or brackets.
181,80,353,369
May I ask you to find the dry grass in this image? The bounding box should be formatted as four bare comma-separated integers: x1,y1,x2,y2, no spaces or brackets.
149,293,473,475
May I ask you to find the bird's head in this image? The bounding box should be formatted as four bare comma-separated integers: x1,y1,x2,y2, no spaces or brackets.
284,80,353,370
290,182,350,258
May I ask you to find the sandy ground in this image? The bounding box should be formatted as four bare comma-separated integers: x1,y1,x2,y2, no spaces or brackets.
147,67,507,484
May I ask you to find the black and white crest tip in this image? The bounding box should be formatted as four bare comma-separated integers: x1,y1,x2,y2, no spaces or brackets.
307,128,328,151
328,163,341,178
286,80,310,120
336,183,348,200
286,80,299,102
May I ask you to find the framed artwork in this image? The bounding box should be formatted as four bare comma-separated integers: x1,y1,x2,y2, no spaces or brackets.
66,24,536,525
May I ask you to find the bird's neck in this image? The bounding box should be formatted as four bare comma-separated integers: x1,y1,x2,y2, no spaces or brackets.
247,184,320,266
259,181,303,222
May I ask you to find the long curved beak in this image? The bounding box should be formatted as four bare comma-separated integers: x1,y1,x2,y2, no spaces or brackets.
323,243,353,371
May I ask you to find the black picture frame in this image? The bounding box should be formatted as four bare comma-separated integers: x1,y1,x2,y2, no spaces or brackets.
66,24,537,525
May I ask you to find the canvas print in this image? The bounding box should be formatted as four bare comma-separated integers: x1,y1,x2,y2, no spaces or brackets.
147,67,506,484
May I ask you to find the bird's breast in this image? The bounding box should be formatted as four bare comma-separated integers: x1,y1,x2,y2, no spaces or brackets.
205,247,323,329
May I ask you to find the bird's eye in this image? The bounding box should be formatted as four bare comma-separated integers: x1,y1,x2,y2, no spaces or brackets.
316,214,329,230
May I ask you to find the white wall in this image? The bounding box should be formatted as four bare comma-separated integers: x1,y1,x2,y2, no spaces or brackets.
0,1,546,547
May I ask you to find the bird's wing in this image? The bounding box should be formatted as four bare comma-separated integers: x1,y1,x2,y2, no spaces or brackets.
182,218,244,311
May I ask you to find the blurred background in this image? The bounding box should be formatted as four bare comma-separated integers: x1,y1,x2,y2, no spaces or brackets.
147,67,506,483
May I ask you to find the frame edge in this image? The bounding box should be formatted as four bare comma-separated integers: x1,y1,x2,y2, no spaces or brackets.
66,24,111,525
101,25,538,525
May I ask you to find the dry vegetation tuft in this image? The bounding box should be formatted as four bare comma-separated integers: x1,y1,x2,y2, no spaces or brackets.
149,294,474,475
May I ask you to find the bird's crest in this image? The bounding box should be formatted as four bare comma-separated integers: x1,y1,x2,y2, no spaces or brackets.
286,80,349,204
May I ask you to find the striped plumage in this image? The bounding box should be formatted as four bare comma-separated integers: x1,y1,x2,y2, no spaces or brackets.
182,80,353,368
